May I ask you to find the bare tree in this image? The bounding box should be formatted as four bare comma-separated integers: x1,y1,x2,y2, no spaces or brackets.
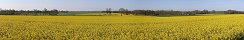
202,9,209,14
226,9,239,14
192,10,200,14
106,8,112,15
119,8,126,16
50,9,59,15
43,8,48,12
212,10,215,13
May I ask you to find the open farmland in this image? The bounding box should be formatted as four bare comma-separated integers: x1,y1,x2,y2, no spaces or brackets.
1,14,244,40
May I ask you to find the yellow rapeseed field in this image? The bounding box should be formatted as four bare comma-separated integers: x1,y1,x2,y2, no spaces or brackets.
1,14,244,40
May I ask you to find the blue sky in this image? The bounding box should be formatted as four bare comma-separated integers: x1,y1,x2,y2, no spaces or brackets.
0,0,243,11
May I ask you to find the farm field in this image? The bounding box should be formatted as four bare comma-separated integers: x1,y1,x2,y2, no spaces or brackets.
1,14,244,40
58,12,120,16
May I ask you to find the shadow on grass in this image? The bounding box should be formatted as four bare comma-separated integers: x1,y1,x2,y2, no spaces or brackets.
234,33,244,40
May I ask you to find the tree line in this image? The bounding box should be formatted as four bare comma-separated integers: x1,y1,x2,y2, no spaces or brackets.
104,8,244,16
0,8,68,15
